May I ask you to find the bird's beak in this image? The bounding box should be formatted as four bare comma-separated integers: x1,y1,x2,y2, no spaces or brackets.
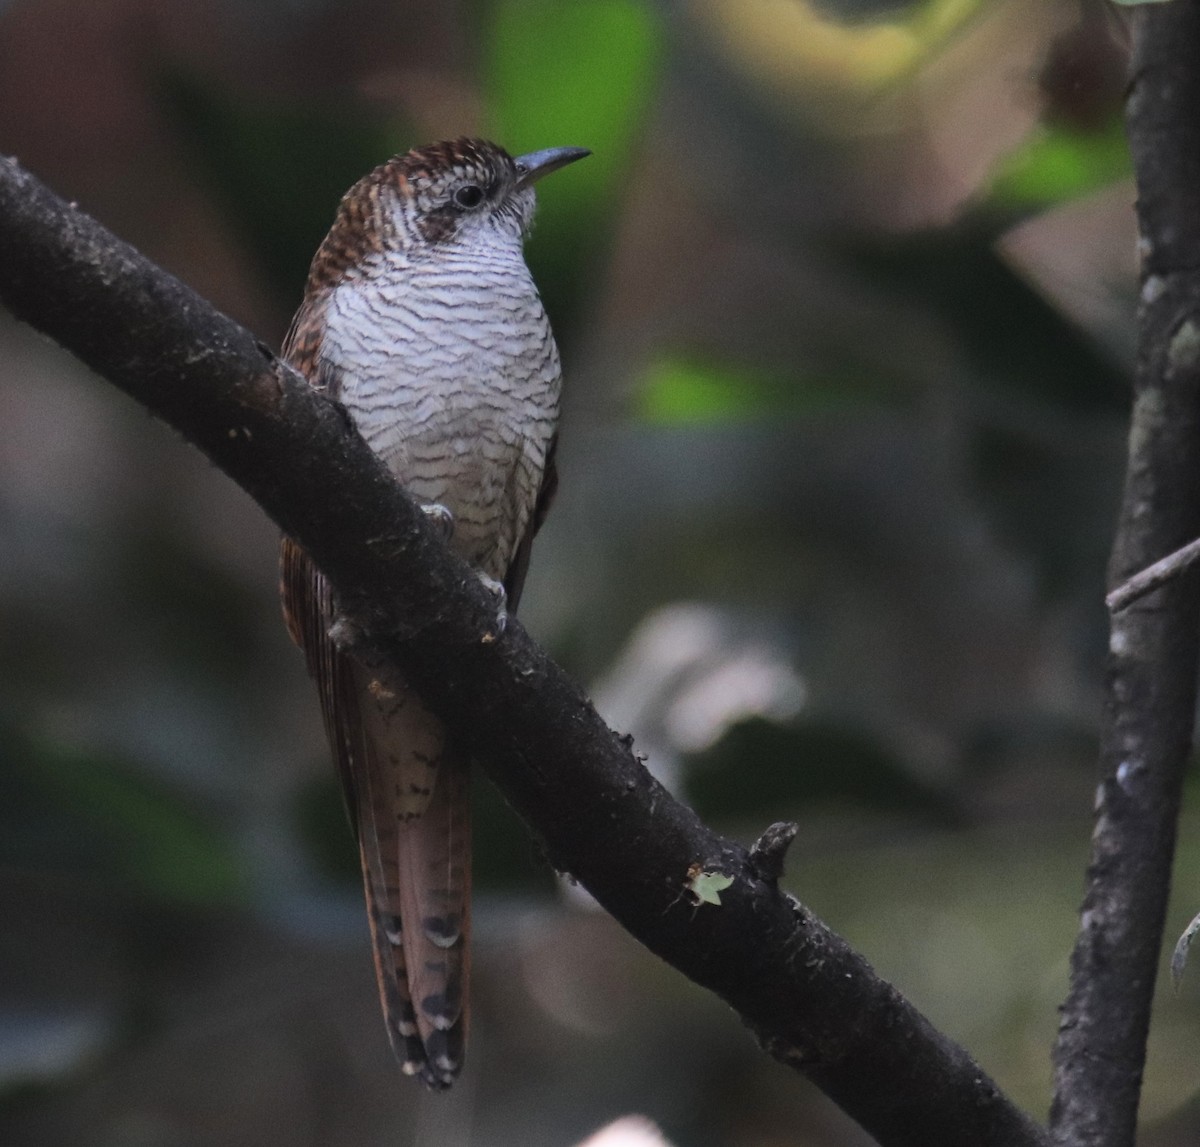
513,146,591,188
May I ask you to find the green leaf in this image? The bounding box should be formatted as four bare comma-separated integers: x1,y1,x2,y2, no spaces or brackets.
486,0,661,318
686,868,734,906
989,119,1131,208
637,356,891,425
639,359,768,424
488,0,658,183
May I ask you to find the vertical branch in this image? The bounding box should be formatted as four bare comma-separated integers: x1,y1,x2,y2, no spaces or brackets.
1050,4,1200,1145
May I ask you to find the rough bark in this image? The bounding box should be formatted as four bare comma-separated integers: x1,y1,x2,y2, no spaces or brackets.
1049,6,1200,1145
0,153,1049,1146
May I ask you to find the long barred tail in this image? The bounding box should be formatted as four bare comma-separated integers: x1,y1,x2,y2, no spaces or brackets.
348,659,471,1090
280,535,470,1088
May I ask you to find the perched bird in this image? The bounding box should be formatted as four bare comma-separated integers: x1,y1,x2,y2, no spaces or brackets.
279,138,588,1088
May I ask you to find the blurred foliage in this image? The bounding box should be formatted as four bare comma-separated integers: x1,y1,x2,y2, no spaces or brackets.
638,356,898,423
685,716,955,823
159,0,658,325
470,771,561,893
293,773,359,885
0,720,245,908
162,74,403,301
486,0,660,322
847,227,1129,413
111,515,272,688
697,0,983,101
990,118,1131,209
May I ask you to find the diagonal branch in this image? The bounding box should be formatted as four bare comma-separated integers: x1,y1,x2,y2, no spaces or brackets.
1049,5,1200,1145
0,153,1047,1147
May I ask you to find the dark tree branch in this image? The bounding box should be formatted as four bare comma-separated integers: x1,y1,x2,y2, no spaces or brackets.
0,154,1048,1147
1050,6,1200,1145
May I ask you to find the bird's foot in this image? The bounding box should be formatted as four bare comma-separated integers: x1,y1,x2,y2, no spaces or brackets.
328,612,409,708
329,610,390,664
327,612,366,653
477,573,507,643
422,502,455,543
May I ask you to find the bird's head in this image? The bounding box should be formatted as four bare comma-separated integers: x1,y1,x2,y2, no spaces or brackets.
389,137,589,247
308,138,589,288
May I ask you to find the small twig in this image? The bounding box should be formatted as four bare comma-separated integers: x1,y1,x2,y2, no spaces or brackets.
749,821,799,884
1106,536,1200,612
1170,908,1200,989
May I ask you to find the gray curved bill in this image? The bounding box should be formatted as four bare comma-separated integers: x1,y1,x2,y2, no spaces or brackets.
514,146,591,187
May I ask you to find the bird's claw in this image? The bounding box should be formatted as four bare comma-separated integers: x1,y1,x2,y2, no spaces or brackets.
477,573,507,642
328,613,365,652
422,502,455,543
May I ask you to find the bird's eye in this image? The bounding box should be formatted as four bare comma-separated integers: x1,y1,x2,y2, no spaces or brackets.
453,184,485,209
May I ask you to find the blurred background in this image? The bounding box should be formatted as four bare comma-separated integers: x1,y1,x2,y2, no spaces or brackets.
2,0,1200,1144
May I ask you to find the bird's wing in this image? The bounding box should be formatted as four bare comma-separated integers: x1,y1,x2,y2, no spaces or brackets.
279,300,469,1089
504,432,559,611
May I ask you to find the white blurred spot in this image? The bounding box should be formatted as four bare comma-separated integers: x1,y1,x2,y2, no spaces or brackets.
593,603,807,790
574,1115,675,1147
0,1006,112,1087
